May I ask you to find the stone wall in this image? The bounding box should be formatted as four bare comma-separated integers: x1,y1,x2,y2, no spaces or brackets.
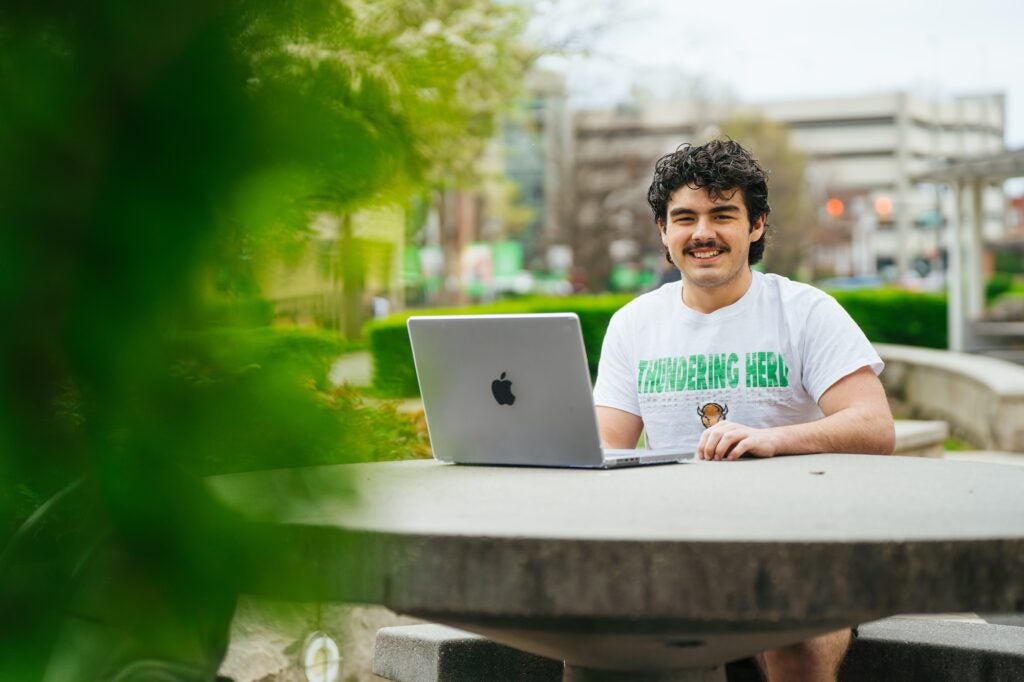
877,344,1024,452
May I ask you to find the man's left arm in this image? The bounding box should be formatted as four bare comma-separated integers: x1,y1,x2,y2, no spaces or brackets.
697,366,895,460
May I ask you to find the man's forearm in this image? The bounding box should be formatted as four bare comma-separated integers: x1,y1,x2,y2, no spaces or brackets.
696,407,894,461
769,365,895,456
766,405,895,456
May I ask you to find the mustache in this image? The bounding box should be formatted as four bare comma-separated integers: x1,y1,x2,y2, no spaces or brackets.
683,241,729,254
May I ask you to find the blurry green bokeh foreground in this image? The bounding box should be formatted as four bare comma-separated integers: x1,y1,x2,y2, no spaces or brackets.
0,1,528,679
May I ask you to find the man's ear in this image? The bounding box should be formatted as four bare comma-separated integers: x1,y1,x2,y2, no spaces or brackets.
658,219,668,247
749,215,766,243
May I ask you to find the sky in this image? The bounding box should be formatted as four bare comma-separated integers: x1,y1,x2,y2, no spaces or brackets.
532,0,1024,147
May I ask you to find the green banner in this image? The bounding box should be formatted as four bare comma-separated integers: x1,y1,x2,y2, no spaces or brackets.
493,241,523,278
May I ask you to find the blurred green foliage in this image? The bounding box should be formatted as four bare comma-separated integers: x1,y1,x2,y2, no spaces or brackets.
986,272,1017,304
367,288,948,397
0,0,530,679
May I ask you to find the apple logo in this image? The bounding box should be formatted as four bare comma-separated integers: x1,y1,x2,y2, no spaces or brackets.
491,371,515,405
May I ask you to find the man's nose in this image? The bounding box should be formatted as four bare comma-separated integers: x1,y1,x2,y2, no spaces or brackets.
692,216,714,239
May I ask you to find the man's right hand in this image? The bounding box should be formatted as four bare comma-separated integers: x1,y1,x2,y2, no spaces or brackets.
697,421,780,460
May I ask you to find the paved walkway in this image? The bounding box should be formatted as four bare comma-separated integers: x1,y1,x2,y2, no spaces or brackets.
331,351,422,413
329,351,373,387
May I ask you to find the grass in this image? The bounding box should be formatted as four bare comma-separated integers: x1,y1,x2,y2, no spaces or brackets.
943,436,974,452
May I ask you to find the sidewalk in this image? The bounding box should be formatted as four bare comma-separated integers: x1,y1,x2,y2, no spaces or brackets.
329,351,373,387
330,351,423,413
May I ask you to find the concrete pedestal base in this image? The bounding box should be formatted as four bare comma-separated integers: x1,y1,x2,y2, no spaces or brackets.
563,665,724,682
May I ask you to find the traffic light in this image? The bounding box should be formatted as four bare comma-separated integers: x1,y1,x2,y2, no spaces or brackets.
825,198,845,219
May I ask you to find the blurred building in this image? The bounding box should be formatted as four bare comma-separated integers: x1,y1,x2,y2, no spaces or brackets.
1010,195,1024,237
411,69,576,304
571,91,1007,286
573,100,716,289
265,207,406,336
502,69,575,270
758,92,1005,280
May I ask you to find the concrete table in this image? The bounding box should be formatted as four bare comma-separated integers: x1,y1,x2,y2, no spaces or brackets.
208,455,1024,681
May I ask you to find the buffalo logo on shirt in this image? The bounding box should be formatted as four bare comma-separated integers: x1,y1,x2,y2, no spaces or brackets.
698,402,728,428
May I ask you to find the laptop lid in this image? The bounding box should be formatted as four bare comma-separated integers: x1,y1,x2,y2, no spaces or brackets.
407,313,607,467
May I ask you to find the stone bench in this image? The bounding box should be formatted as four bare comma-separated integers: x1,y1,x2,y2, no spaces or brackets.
877,343,1024,452
374,619,1024,682
893,419,948,457
841,617,1024,681
372,624,562,682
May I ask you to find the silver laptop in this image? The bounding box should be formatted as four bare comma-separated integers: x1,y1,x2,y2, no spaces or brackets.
407,313,690,468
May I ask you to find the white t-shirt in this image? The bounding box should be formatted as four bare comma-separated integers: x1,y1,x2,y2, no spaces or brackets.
593,271,883,451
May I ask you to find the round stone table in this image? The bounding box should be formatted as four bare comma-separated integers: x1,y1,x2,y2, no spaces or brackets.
209,454,1024,680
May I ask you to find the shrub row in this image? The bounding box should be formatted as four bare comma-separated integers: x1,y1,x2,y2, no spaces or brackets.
830,289,947,350
366,288,947,397
364,295,632,396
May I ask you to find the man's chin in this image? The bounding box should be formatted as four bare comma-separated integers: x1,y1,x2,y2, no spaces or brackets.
681,270,733,289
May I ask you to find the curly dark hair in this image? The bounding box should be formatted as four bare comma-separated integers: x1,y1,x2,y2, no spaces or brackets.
647,139,771,265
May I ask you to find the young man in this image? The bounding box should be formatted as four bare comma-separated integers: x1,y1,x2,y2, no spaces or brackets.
593,139,894,681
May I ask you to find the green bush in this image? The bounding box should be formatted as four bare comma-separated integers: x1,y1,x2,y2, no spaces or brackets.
368,288,947,397
828,289,947,349
986,273,1014,304
201,298,276,328
184,326,361,392
365,295,633,396
366,321,423,397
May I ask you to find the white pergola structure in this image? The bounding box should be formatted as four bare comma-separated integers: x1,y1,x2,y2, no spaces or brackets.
913,149,1024,351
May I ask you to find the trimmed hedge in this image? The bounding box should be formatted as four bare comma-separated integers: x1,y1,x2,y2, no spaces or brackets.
830,288,947,350
365,295,632,396
367,288,947,397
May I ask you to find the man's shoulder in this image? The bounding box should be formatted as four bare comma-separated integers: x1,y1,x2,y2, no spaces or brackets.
614,282,680,319
757,272,834,307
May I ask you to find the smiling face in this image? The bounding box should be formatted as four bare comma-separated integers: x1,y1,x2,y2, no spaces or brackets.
659,185,765,312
